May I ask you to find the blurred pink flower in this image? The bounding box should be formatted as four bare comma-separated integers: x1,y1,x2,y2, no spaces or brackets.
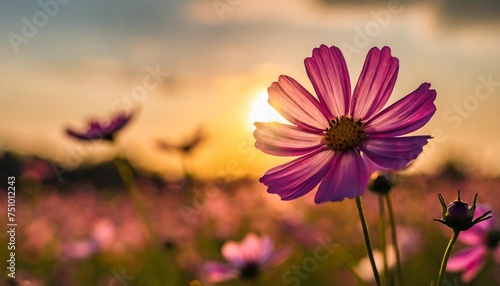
65,111,133,141
254,45,436,203
447,206,500,282
92,218,116,250
61,218,116,260
14,270,44,286
204,233,290,282
23,217,56,257
21,158,56,181
355,226,422,281
61,240,99,260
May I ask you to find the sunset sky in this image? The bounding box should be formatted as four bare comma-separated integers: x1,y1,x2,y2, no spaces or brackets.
1,0,500,178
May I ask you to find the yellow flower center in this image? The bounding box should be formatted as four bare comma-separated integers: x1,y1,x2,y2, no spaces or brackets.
325,116,365,152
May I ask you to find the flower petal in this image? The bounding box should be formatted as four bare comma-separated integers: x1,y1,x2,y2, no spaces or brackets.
264,247,292,267
65,128,98,141
315,149,368,203
260,148,335,201
462,257,487,283
66,112,133,142
364,83,437,137
204,262,239,283
362,153,391,175
222,241,246,268
360,136,430,170
447,246,488,283
268,75,329,132
351,47,399,120
446,246,487,273
222,234,273,267
239,233,267,263
459,228,486,246
304,45,351,118
459,208,491,245
104,113,133,134
256,235,273,264
254,122,325,156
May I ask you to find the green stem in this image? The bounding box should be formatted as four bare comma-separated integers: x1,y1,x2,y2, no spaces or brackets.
385,194,404,286
379,196,389,286
113,158,153,234
113,157,171,285
436,230,460,286
356,195,381,286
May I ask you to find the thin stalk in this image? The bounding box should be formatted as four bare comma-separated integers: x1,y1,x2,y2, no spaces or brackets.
113,157,171,285
113,158,154,235
385,194,404,286
356,195,381,286
379,196,389,286
436,230,460,286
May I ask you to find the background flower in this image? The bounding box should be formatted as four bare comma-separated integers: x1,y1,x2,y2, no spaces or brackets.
447,206,500,282
204,233,290,283
66,112,134,141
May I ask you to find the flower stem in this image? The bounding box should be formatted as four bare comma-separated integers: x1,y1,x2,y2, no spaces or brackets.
355,195,381,286
378,196,389,286
436,230,460,286
113,157,153,233
113,157,171,285
385,194,404,286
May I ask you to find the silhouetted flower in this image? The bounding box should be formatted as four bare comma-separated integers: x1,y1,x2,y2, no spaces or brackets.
157,127,206,155
204,233,290,283
65,112,133,141
447,206,500,282
157,126,207,181
434,191,491,232
254,45,436,203
367,172,396,195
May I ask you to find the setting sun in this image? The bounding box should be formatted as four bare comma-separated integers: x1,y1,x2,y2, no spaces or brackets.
248,90,288,129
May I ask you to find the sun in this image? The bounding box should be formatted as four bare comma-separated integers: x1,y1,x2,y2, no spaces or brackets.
248,90,288,130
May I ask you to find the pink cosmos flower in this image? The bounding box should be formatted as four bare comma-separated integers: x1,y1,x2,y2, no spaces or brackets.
254,45,436,203
204,233,290,283
66,111,133,141
447,206,500,282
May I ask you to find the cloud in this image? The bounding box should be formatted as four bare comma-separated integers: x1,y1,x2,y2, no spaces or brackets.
318,0,500,25
183,0,370,28
438,0,500,24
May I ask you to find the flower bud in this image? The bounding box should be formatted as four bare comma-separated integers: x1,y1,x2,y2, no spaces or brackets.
444,199,472,231
434,190,492,232
367,172,395,195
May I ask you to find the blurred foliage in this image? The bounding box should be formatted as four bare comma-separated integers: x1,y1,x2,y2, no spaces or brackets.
1,152,500,285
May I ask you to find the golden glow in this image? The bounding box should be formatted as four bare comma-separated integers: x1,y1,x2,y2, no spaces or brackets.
248,90,288,129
